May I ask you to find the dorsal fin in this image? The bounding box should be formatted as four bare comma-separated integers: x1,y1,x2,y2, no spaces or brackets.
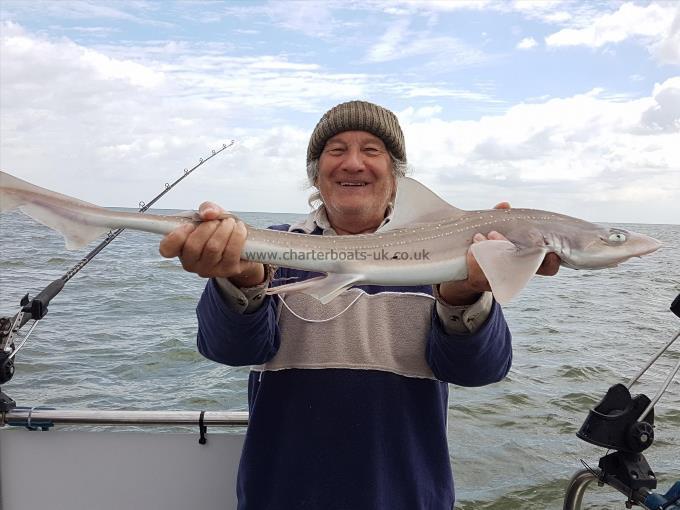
379,177,464,231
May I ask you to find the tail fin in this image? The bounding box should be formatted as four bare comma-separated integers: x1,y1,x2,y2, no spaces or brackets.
0,170,110,249
0,171,26,212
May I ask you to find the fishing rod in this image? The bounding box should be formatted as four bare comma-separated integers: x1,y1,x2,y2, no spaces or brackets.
0,141,235,401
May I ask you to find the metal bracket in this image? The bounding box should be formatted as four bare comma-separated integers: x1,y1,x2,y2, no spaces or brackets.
198,410,207,445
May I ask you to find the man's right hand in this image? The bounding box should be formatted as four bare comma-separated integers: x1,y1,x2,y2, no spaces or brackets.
159,201,265,287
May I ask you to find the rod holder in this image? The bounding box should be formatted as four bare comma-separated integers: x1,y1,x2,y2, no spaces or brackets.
577,383,654,453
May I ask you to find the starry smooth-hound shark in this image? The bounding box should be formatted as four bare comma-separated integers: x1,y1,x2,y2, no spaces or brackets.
0,170,661,305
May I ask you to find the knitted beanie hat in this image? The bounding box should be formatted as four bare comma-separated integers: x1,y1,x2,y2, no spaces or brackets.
306,100,406,164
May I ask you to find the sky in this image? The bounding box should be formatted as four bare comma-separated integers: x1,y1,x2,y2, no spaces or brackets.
0,0,678,224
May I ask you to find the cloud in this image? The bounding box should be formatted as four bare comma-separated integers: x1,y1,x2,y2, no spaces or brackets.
371,0,676,66
262,1,336,38
0,21,500,122
367,0,595,26
0,22,313,206
399,105,443,120
639,77,680,132
400,79,680,222
48,25,121,36
651,7,680,65
0,24,371,114
365,18,410,62
0,22,500,212
545,2,680,64
366,0,493,13
0,22,677,224
202,1,349,40
364,19,492,68
0,0,173,28
1,21,164,92
516,37,538,50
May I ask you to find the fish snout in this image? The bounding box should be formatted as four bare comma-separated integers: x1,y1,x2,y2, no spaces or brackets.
623,232,662,261
640,235,662,255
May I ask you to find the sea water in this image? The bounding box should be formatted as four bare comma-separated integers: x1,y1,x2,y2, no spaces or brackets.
0,210,678,509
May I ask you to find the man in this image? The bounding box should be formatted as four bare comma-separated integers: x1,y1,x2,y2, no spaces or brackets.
160,100,559,509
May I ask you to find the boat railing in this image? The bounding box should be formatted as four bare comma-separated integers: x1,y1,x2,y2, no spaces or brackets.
1,408,248,428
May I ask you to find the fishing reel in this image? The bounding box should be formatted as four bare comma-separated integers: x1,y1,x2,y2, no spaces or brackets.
0,288,58,413
0,317,16,385
0,360,15,413
1,316,17,413
0,285,64,386
0,351,15,385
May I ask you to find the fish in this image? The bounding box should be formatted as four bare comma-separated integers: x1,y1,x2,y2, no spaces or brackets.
0,169,662,305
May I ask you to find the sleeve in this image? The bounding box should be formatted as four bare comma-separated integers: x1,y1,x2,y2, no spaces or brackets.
426,299,512,387
213,264,274,314
196,278,280,367
434,289,493,334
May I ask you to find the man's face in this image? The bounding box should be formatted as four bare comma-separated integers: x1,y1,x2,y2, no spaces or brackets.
316,130,395,230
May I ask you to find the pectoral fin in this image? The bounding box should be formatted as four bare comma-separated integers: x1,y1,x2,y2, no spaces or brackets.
470,240,547,305
266,273,363,304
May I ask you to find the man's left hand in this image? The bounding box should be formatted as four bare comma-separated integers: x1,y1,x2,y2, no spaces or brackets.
438,202,560,306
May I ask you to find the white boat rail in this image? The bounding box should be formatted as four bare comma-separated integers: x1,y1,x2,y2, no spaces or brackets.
1,408,248,427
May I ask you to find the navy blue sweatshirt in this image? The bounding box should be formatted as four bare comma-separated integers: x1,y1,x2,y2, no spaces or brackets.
196,225,512,510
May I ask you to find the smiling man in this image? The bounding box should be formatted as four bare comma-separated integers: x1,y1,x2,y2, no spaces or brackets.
160,100,559,510
314,130,395,235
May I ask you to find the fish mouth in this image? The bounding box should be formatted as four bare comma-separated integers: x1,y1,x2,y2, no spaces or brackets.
609,239,662,265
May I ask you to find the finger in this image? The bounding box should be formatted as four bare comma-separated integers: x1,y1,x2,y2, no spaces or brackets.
465,247,492,292
202,217,236,270
198,201,225,221
159,223,195,258
494,201,511,210
181,220,221,267
221,220,247,270
486,230,508,241
473,233,486,243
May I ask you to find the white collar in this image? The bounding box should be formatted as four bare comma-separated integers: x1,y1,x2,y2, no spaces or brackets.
288,204,394,235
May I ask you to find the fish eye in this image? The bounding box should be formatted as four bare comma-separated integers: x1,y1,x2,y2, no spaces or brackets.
608,232,627,243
